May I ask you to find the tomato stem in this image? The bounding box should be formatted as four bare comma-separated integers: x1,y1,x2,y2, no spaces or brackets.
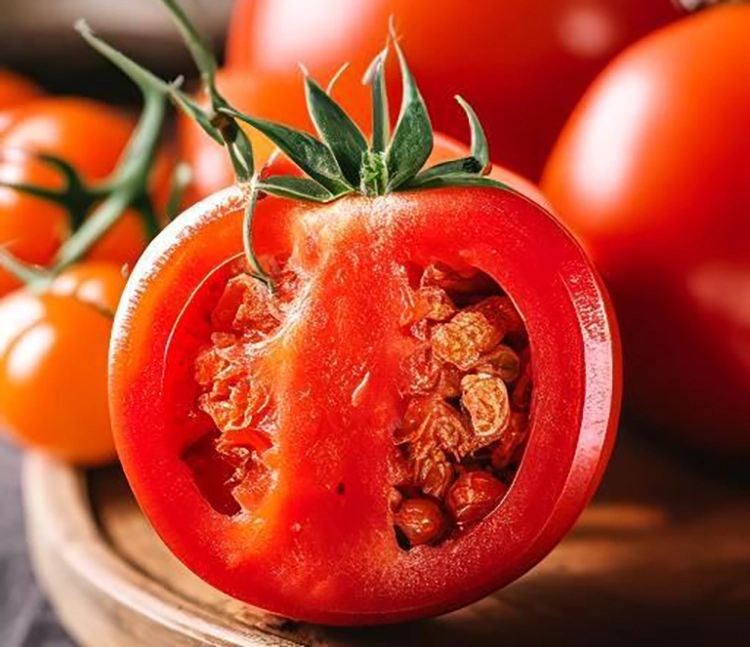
0,247,51,292
361,151,388,196
241,179,275,294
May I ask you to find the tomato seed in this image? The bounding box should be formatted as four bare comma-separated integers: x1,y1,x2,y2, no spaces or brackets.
446,471,508,526
394,498,447,547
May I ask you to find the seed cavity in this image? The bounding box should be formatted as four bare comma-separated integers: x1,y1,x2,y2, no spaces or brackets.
391,262,532,548
184,260,299,517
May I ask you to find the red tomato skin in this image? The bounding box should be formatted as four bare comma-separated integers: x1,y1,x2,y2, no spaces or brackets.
110,184,620,624
542,5,750,454
226,0,677,180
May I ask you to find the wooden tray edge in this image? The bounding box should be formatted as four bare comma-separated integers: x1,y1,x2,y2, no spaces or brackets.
22,453,295,647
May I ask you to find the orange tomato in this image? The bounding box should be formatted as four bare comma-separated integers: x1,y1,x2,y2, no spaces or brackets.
0,262,127,464
0,97,171,296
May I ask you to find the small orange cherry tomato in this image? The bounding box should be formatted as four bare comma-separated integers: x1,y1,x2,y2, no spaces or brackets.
0,262,127,464
0,97,172,297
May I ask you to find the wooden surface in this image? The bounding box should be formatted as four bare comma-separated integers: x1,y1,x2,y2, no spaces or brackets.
23,432,750,646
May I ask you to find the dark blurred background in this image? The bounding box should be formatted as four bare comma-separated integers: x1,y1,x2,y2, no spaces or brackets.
0,0,233,103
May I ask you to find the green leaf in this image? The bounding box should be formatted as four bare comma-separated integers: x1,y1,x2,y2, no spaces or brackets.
414,157,483,182
303,71,367,187
259,175,346,202
455,95,491,174
363,47,390,154
385,25,433,191
402,173,515,194
220,107,350,194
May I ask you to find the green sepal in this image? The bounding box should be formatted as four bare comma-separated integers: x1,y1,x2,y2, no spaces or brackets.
402,173,515,194
363,47,390,155
414,157,483,182
259,175,347,203
303,70,367,187
220,107,351,194
456,95,491,174
385,26,433,191
165,163,193,221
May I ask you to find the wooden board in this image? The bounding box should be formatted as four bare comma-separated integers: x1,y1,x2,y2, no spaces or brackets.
23,432,750,646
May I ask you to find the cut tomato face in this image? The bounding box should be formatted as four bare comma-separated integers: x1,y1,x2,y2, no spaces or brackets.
111,184,620,624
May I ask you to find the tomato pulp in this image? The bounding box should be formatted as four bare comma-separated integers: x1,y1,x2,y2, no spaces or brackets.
225,0,677,180
111,182,620,624
543,4,750,454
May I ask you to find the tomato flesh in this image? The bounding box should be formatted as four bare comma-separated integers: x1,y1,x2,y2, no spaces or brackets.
177,251,533,550
111,186,620,624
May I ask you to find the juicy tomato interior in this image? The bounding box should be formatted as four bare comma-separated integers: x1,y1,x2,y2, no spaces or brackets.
169,252,533,549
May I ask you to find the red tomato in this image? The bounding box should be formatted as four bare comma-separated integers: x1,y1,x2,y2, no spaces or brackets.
542,5,750,454
0,262,126,464
179,70,550,209
110,181,620,623
226,0,677,180
0,98,172,296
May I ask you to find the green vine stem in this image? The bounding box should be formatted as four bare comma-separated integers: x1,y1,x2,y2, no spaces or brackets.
0,24,170,287
155,0,272,289
53,21,170,272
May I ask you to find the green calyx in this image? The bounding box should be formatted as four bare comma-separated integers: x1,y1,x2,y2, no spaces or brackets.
216,19,507,202
80,0,516,292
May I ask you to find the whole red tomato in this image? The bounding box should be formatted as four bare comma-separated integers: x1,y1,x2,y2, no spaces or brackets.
110,180,619,624
226,0,677,180
0,262,126,464
0,97,171,296
542,4,750,454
